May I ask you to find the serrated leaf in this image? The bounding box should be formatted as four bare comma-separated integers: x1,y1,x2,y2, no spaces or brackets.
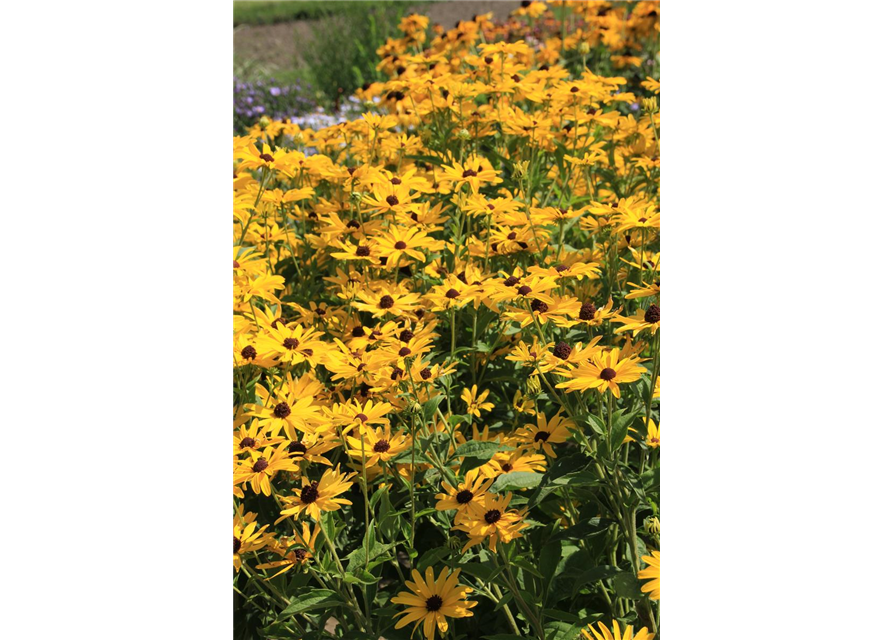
452,440,510,462
279,589,340,616
492,471,543,492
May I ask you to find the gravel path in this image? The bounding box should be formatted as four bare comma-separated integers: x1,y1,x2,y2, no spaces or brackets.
234,1,518,72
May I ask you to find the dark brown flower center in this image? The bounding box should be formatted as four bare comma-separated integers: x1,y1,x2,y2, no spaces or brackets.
484,509,502,524
462,169,478,178
446,288,460,299
420,367,432,380
394,240,407,250
233,260,240,268
373,439,391,453
356,245,371,257
241,345,257,360
579,302,596,321
645,304,660,323
456,489,474,504
240,437,257,449
600,367,617,381
347,219,360,229
252,458,269,473
260,153,274,162
501,463,513,472
294,548,308,561
399,329,414,342
356,413,369,423
553,342,572,360
534,431,550,443
274,402,292,418
398,347,411,357
352,325,366,337
283,338,299,350
379,295,395,309
517,285,532,296
300,481,320,504
234,537,242,554
531,299,549,313
386,195,399,206
507,231,517,240
425,595,443,612
504,275,520,287
288,441,307,455
555,264,569,273
390,177,402,185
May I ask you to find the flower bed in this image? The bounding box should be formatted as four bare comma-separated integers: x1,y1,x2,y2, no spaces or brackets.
233,3,660,639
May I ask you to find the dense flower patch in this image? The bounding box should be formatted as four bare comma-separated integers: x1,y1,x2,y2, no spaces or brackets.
233,2,660,639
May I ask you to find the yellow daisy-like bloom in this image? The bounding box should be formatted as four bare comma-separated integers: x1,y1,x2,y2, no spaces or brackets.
582,620,655,640
345,424,411,467
480,449,547,479
255,521,321,579
233,445,298,496
513,411,574,458
453,492,528,552
277,465,357,522
644,418,660,448
612,304,660,336
233,508,271,572
460,384,494,418
638,550,660,600
435,468,494,516
555,348,646,398
391,567,477,640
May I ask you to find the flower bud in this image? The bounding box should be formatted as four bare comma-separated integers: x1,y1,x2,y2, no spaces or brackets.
258,115,271,129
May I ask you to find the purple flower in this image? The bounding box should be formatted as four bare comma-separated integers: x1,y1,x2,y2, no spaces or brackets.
270,87,282,96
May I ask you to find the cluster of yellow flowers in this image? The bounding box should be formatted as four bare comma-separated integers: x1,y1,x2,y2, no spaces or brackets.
234,3,659,640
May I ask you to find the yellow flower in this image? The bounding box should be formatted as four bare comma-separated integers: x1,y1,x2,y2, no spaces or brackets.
638,550,660,600
555,348,646,398
277,465,357,521
582,620,655,640
435,468,494,516
461,385,494,417
453,492,528,552
513,411,574,458
255,521,321,578
233,507,271,572
391,567,477,639
233,445,298,496
345,424,411,467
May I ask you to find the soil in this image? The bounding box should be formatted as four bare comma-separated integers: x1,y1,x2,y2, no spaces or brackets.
233,1,519,73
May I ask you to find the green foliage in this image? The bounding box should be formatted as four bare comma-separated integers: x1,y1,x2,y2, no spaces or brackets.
234,1,422,26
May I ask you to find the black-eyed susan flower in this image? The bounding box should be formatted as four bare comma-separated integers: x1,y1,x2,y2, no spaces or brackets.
582,620,655,640
638,550,660,600
255,521,321,578
278,465,356,521
391,567,477,640
345,424,411,467
613,304,660,335
453,492,528,552
233,444,298,496
480,449,547,479
435,469,494,516
460,385,494,418
513,411,574,458
233,509,271,572
555,348,646,397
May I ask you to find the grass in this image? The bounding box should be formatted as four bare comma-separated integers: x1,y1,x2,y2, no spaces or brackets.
233,1,430,27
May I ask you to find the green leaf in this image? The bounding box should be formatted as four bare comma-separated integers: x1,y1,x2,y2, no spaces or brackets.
609,410,636,453
416,547,452,571
345,541,396,572
279,589,340,616
572,565,624,591
452,440,510,462
344,569,378,585
422,395,443,423
611,572,644,600
511,557,544,579
539,540,562,592
492,471,543,492
552,516,612,542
